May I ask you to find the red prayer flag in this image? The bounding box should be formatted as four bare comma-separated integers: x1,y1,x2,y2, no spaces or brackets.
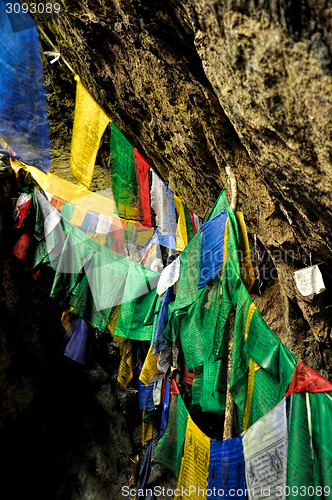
13,199,31,229
170,378,180,398
285,361,332,397
12,230,39,279
50,195,64,211
183,363,196,385
134,149,151,227
189,209,197,235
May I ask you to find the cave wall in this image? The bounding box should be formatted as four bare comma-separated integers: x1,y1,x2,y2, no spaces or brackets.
1,1,332,499
32,0,332,367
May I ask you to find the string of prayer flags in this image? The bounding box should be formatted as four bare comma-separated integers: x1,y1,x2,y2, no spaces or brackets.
150,171,177,238
285,361,332,396
207,436,246,499
242,398,288,500
110,123,142,220
176,416,210,500
0,6,50,172
134,148,152,227
70,75,110,188
153,393,189,476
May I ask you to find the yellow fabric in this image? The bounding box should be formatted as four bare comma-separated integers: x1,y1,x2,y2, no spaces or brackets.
244,302,257,341
142,411,153,445
132,224,154,247
61,306,74,331
93,233,107,245
70,206,87,227
243,358,261,431
176,416,210,500
108,306,138,388
21,165,119,218
22,164,90,201
174,195,188,251
221,218,229,277
236,211,255,292
139,346,163,386
70,75,110,188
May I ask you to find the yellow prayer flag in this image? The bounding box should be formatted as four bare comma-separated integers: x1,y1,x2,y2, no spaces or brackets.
236,211,256,292
176,417,210,500
174,195,188,252
70,75,110,188
243,358,261,431
108,306,138,388
139,346,163,386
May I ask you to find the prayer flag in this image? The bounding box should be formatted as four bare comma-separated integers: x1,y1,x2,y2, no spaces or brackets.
207,436,245,499
242,398,288,500
70,75,110,188
134,148,152,227
150,172,177,237
0,6,50,171
110,123,141,219
198,209,228,289
285,361,332,396
153,394,188,475
174,194,188,251
176,416,210,499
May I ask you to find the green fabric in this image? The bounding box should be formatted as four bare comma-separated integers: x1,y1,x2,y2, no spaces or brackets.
114,266,160,341
110,122,141,219
175,278,222,370
183,203,195,242
287,393,321,499
192,365,204,406
30,206,160,330
205,189,229,221
193,352,227,413
153,394,189,476
310,392,332,490
244,309,281,379
60,201,75,221
230,278,297,431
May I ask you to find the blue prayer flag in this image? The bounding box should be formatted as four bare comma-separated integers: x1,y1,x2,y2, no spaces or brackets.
0,1,50,171
207,436,246,499
198,210,228,289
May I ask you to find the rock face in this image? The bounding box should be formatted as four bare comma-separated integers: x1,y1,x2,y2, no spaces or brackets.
1,1,332,499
